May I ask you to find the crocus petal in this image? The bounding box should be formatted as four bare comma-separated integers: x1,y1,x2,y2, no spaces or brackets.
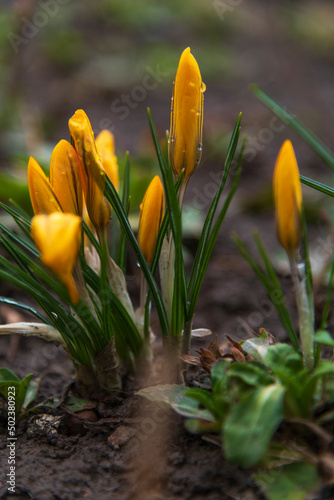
31,213,82,303
137,176,165,264
68,110,111,233
96,130,119,192
28,157,62,215
49,140,83,216
169,47,205,180
273,140,302,255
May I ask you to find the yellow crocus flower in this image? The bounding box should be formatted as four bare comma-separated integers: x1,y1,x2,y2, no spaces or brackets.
96,130,119,192
68,109,111,234
169,47,205,181
137,176,165,264
273,140,302,255
31,213,82,304
49,140,83,216
28,157,62,215
28,141,83,216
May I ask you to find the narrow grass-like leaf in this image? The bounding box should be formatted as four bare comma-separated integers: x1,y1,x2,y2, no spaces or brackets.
320,253,334,332
81,257,143,360
233,233,300,352
0,297,52,324
187,113,242,299
116,151,130,273
0,263,94,363
104,176,169,336
300,175,334,198
251,85,334,170
187,136,243,328
0,202,31,237
252,231,300,352
100,234,113,344
143,172,184,339
0,222,38,258
148,108,186,336
82,221,101,258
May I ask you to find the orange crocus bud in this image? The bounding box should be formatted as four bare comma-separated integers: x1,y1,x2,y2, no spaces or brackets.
273,140,303,256
169,47,205,181
49,140,83,216
96,130,119,192
137,176,165,264
31,213,82,304
28,157,62,215
68,109,111,234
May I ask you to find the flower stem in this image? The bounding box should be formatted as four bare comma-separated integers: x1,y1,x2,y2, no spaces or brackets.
182,316,193,356
290,254,314,370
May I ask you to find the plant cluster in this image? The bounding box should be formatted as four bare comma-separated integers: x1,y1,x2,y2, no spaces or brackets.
0,47,242,396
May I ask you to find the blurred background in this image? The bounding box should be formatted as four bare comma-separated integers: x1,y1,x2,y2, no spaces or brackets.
1,0,334,206
1,0,334,335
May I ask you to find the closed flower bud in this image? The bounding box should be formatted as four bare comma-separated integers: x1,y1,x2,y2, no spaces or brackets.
137,176,165,264
31,213,82,303
28,157,62,215
49,140,83,216
28,141,83,217
169,47,205,181
68,109,111,234
96,130,119,192
273,140,302,255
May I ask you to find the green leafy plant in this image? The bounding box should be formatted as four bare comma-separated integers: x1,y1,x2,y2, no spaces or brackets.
0,368,43,420
138,332,334,497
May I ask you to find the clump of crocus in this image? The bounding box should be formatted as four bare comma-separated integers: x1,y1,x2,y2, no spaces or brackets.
0,48,243,395
273,140,314,370
31,213,82,303
169,47,205,184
